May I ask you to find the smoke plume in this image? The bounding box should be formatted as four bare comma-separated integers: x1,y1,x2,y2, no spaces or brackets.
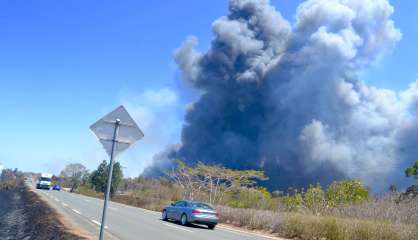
144,0,418,190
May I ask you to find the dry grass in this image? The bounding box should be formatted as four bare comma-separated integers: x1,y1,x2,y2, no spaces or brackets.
217,205,286,231
325,194,418,225
76,183,418,240
0,179,19,190
112,194,168,211
77,185,104,198
285,214,418,240
77,185,174,211
216,205,418,240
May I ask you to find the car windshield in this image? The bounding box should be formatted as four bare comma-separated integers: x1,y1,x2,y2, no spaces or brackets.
192,202,213,210
40,177,51,181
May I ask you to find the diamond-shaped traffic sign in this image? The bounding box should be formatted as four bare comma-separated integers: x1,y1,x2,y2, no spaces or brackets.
90,105,144,157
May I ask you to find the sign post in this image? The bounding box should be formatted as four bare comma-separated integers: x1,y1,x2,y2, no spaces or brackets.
98,118,119,240
90,106,144,240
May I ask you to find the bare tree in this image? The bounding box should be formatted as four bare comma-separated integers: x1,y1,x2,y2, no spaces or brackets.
195,163,268,204
167,160,203,200
60,163,88,191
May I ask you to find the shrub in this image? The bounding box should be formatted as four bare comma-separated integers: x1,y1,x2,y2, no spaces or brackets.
326,180,369,207
279,180,369,212
282,191,304,211
227,187,275,210
304,184,327,213
405,160,418,178
0,168,23,189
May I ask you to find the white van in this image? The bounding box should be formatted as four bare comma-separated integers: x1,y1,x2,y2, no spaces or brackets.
36,173,52,190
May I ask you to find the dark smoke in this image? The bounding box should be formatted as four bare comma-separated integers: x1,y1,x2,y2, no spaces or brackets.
144,0,418,191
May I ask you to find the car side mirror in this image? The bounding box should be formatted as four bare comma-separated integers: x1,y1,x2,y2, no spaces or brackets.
170,203,174,206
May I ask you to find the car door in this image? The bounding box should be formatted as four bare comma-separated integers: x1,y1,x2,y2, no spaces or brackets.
173,201,186,220
166,201,179,219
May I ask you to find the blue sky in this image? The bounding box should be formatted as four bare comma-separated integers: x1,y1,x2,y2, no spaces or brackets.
0,0,417,176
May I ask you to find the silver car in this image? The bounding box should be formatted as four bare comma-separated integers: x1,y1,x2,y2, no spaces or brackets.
162,200,219,229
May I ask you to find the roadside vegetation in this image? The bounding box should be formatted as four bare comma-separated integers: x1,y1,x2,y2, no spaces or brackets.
0,168,92,239
0,168,23,190
55,160,418,240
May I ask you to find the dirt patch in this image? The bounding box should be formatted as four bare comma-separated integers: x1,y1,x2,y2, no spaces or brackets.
0,186,93,240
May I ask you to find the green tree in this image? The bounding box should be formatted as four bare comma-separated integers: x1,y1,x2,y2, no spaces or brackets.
90,160,107,192
405,160,418,179
110,162,123,195
90,160,123,197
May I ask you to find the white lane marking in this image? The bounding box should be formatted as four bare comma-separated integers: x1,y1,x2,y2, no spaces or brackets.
163,223,193,233
218,225,280,240
91,220,108,229
61,203,68,207
52,192,271,239
91,220,100,225
54,198,60,202
72,209,82,215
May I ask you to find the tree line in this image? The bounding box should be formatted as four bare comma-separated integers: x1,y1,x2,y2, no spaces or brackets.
57,160,123,196
55,158,417,207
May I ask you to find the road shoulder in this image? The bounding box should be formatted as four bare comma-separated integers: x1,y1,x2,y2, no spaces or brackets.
30,187,96,240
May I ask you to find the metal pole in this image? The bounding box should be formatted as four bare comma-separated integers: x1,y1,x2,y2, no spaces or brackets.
99,119,120,240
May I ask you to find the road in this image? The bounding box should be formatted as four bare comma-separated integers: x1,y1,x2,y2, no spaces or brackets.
32,187,280,240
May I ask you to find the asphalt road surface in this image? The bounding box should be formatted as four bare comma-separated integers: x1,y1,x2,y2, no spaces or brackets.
32,186,280,240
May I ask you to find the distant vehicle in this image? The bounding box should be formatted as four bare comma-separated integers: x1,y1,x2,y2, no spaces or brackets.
162,200,219,230
52,185,61,191
36,173,52,190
